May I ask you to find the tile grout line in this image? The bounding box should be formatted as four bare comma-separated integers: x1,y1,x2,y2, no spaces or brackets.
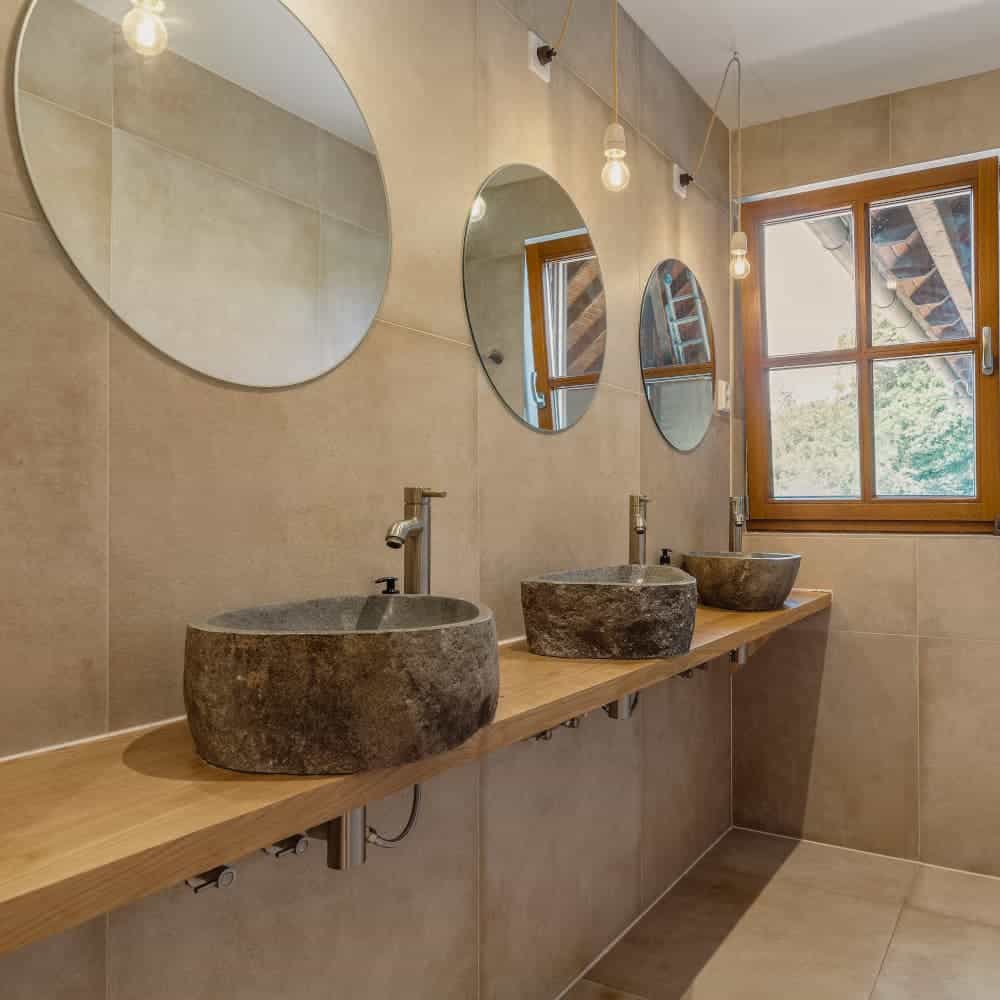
866,899,906,1000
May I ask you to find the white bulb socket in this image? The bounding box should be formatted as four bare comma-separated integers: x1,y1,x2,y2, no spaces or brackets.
602,122,630,192
730,230,750,280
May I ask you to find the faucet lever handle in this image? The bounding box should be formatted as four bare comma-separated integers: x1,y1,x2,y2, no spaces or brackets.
421,489,448,499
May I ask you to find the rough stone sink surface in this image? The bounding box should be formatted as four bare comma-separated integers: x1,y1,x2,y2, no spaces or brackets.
682,552,801,612
184,595,499,775
521,565,698,660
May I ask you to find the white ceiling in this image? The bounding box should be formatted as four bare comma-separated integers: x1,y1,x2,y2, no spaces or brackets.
81,0,373,150
620,0,1000,127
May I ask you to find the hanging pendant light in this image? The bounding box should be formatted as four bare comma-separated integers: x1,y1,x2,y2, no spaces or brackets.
122,0,169,58
601,0,629,193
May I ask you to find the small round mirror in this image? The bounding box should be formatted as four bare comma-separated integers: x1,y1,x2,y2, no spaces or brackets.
640,259,716,451
463,164,607,432
15,0,389,388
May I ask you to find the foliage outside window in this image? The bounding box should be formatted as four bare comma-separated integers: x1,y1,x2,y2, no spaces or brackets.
741,158,1000,532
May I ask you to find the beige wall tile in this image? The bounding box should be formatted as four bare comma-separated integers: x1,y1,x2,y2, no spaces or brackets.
871,907,1000,999
747,532,916,635
17,0,112,123
111,131,322,389
478,379,640,638
909,864,1000,929
780,97,891,189
0,215,107,757
1,0,42,219
640,662,731,904
113,39,320,207
109,322,478,727
734,629,919,858
920,636,1000,875
318,131,388,234
501,0,640,129
292,0,479,344
17,93,110,297
0,918,105,999
892,69,1000,168
917,537,1000,641
566,982,646,1000
481,712,642,1000
109,766,478,1000
741,118,785,197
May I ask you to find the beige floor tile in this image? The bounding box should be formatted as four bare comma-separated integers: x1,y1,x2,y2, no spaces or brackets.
591,849,901,999
871,907,1000,999
734,629,919,858
909,864,1000,929
480,711,642,1000
919,636,1000,875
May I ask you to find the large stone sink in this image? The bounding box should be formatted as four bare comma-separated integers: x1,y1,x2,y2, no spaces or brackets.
521,565,698,660
184,595,499,775
682,552,801,611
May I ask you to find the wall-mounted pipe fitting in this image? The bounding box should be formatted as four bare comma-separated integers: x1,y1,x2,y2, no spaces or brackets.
561,716,583,729
730,645,748,668
185,865,236,893
264,834,309,859
604,693,639,720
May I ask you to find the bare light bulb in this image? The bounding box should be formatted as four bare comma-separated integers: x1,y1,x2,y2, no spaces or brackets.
470,195,487,223
601,122,630,193
123,0,168,57
730,230,750,281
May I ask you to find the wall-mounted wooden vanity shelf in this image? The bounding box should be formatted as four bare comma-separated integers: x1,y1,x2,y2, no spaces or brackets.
0,590,830,956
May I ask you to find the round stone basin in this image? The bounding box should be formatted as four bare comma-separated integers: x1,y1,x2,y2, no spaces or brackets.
184,595,499,775
521,565,698,660
683,552,801,612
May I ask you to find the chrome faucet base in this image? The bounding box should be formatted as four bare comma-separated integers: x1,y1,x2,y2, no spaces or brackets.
385,487,447,594
629,494,649,565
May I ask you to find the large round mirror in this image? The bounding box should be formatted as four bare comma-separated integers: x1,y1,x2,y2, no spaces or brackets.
15,0,389,388
640,259,716,451
463,165,606,432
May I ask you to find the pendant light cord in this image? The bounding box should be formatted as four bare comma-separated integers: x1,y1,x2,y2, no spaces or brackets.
690,53,741,193
555,0,575,53
611,0,619,123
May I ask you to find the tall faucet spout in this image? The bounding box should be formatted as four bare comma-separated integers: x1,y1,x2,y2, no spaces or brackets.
385,517,423,550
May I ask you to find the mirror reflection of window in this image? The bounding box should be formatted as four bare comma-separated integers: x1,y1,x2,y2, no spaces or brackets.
463,164,607,433
639,259,716,452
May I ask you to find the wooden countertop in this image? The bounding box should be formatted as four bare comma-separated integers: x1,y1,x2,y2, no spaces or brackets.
0,590,830,956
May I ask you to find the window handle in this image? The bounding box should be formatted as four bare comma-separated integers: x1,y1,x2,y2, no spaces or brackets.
531,370,547,408
984,326,995,377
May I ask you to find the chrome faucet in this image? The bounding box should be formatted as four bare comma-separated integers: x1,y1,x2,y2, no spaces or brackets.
628,494,649,565
385,487,447,594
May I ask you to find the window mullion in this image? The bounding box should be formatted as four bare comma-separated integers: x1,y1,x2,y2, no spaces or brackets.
855,201,876,501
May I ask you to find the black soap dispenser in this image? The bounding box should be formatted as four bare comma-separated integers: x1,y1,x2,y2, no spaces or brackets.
659,548,673,566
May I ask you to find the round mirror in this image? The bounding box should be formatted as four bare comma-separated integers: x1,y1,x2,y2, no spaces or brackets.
463,164,607,432
640,259,716,451
15,0,389,388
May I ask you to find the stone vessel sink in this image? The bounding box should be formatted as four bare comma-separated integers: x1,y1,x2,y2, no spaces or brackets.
184,595,499,775
682,552,801,612
521,565,698,660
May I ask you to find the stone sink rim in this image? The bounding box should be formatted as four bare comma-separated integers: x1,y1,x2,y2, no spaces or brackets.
189,594,495,638
521,564,696,588
685,551,801,562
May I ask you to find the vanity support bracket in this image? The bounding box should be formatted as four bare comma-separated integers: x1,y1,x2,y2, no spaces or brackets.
604,693,640,720
311,807,369,870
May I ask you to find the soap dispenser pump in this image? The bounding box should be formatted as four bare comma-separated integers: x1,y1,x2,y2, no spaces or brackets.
659,548,673,566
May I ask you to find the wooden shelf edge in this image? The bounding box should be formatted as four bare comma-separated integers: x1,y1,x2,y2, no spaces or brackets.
0,589,831,956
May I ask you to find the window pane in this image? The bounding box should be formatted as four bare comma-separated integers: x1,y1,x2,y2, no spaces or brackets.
763,211,856,357
870,189,974,347
769,364,860,499
874,353,976,498
552,385,596,431
543,253,606,378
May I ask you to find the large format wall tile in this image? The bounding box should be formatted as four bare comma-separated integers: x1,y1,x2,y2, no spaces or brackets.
16,93,110,297
111,130,321,389
916,537,1000,641
920,636,1000,875
746,532,917,636
113,39,320,207
481,711,642,1000
478,378,640,638
734,628,919,858
318,131,388,234
292,0,480,344
1,0,42,219
17,0,112,123
641,662,731,904
0,918,105,999
109,767,478,1000
0,215,108,757
109,322,478,727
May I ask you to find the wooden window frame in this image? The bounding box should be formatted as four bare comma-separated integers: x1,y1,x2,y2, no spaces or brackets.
526,233,602,431
742,158,1000,534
